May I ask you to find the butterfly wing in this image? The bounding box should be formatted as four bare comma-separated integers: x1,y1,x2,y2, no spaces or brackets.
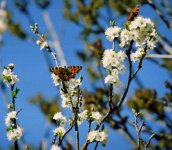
50,67,63,75
67,66,82,80
50,67,68,81
128,5,139,21
50,66,82,81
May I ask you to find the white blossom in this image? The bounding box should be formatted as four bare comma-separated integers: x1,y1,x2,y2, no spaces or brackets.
61,93,71,108
60,77,82,109
7,126,24,141
87,130,99,142
51,145,61,150
51,73,60,86
120,16,158,49
78,110,89,125
102,49,125,84
97,129,108,144
87,129,108,144
53,112,66,126
69,77,82,87
36,39,49,50
53,126,65,138
131,48,146,62
5,111,17,126
102,49,126,69
8,63,14,69
91,112,102,123
104,73,119,84
105,26,121,41
2,66,19,86
120,29,132,48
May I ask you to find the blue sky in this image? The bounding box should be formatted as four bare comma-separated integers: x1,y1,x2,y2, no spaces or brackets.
0,1,171,149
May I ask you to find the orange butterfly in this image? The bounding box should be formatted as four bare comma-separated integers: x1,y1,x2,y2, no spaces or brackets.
128,5,139,21
50,66,82,81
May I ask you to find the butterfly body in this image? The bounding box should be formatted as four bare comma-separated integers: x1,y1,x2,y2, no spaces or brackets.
50,66,82,81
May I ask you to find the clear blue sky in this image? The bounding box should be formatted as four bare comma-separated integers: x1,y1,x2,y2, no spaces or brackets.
0,1,171,149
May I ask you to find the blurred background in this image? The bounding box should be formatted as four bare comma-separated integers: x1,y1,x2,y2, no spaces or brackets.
0,0,172,149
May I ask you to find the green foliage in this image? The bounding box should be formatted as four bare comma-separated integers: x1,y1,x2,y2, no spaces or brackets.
29,94,61,123
7,11,27,39
161,59,172,72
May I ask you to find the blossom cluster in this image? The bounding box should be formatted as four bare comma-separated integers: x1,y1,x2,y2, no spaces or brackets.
102,49,126,84
51,76,82,109
2,63,19,86
103,16,158,83
87,129,108,145
77,110,102,125
53,112,66,139
2,64,24,141
30,23,49,50
6,126,24,141
51,68,108,147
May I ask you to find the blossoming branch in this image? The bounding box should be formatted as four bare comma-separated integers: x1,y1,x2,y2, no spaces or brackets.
2,63,24,150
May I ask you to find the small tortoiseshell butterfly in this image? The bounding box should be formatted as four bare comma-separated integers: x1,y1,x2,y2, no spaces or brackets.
50,66,82,81
128,5,139,21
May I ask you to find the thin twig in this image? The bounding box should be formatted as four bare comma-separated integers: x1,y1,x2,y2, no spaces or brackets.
144,134,155,150
132,112,145,150
11,85,19,150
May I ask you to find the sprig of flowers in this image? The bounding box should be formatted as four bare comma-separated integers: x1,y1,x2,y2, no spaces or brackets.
2,63,19,86
30,23,58,66
2,63,24,150
103,15,158,84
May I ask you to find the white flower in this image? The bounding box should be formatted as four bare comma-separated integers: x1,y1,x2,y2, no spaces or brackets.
131,48,146,62
5,111,17,126
87,129,108,145
102,49,119,68
51,73,60,86
91,112,102,123
78,110,89,125
120,16,158,49
129,16,158,48
104,70,120,84
117,51,126,61
102,49,126,69
69,77,82,87
51,145,61,150
87,130,99,142
147,40,156,49
0,9,7,34
120,29,132,47
60,88,78,109
36,39,49,50
53,112,66,126
97,129,108,145
2,67,19,86
7,126,24,141
61,93,71,108
53,127,65,138
105,26,121,41
8,63,15,69
102,49,125,84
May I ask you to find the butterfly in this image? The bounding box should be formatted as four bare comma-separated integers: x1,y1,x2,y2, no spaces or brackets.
50,66,82,81
128,5,139,21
